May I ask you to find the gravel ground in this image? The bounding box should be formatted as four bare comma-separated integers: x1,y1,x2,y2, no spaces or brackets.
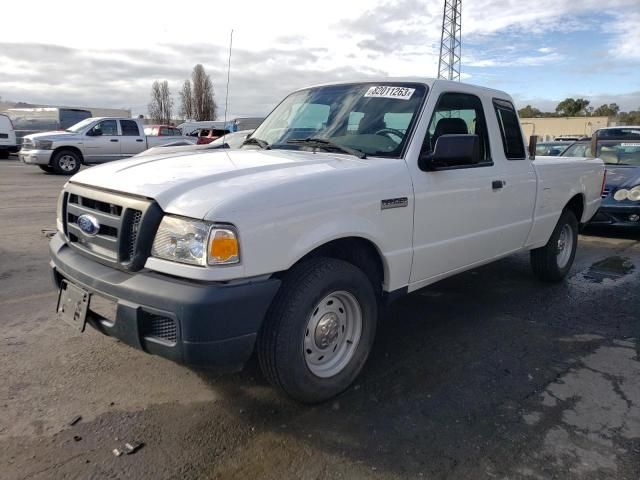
1,158,639,479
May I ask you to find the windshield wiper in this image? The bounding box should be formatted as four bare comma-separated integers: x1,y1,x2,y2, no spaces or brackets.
287,138,366,159
242,137,270,149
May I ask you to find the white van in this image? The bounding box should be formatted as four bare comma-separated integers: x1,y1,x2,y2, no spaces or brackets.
0,113,18,159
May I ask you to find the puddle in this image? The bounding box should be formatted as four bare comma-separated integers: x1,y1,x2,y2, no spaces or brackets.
583,256,635,283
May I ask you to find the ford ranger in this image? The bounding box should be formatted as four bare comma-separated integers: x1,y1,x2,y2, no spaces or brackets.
19,117,189,175
49,79,605,402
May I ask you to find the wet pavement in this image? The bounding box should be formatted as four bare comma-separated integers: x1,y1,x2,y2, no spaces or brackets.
1,158,639,479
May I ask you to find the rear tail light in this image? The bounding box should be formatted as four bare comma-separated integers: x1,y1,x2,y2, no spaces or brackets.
600,169,607,198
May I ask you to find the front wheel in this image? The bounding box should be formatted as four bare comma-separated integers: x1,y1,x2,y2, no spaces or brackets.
51,150,81,175
530,210,578,282
257,258,378,403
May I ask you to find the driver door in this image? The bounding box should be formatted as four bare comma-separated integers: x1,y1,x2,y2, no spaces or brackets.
409,90,505,286
83,120,121,163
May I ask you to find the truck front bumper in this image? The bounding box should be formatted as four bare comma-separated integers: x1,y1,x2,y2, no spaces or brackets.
50,233,281,370
19,149,53,165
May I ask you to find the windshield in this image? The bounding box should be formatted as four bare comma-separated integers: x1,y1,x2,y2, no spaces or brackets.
66,118,96,133
248,83,428,157
563,141,640,165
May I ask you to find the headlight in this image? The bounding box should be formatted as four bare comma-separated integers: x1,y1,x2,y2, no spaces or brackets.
629,186,640,202
34,139,53,150
613,189,629,201
151,216,240,266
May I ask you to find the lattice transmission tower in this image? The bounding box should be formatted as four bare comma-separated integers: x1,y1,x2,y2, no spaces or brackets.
437,0,462,81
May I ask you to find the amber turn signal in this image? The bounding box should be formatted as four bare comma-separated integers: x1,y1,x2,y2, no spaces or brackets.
208,229,240,265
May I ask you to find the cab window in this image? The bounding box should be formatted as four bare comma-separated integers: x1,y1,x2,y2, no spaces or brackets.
91,120,118,136
422,92,491,164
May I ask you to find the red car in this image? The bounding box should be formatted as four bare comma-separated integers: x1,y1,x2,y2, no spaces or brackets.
144,125,183,136
196,128,230,145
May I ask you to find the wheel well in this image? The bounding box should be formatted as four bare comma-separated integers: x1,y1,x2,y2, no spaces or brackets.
51,146,84,165
284,237,385,296
564,194,585,223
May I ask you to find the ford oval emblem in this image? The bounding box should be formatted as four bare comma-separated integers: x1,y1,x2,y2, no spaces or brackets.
77,214,100,236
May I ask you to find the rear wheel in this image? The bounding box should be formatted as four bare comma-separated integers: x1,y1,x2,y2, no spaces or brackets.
257,258,378,403
51,150,81,175
531,210,578,282
0,150,8,159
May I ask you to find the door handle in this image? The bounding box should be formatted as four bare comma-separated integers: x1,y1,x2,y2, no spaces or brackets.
136,139,144,142
492,180,506,189
110,139,119,142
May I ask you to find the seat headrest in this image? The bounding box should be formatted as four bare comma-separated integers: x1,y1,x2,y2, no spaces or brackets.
434,117,468,137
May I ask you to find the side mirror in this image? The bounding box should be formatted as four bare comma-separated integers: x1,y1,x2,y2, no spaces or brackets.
419,134,480,171
590,132,598,158
528,135,538,160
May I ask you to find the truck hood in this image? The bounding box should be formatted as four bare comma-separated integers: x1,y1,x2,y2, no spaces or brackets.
70,149,376,219
25,131,80,141
605,165,640,189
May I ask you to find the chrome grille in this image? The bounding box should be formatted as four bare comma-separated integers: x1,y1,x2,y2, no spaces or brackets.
63,184,156,269
601,188,611,199
21,138,34,150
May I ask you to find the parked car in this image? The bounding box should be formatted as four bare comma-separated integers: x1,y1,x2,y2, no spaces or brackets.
4,107,92,147
563,130,640,228
50,79,604,402
136,130,253,157
178,120,227,137
144,125,184,137
0,113,18,159
19,117,189,175
535,141,572,156
196,128,231,144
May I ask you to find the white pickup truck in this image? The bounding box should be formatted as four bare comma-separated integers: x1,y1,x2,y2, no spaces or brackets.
50,79,605,402
19,117,190,175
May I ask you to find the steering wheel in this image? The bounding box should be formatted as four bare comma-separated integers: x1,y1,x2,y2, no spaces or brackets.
374,128,405,142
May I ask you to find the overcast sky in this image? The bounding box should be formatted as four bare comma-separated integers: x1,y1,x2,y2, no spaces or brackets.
1,0,639,118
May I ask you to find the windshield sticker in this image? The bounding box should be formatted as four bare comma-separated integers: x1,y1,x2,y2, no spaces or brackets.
364,86,415,100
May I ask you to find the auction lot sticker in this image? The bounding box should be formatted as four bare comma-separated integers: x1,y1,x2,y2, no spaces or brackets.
364,86,415,100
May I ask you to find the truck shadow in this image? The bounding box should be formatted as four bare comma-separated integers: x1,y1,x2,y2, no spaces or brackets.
194,250,640,478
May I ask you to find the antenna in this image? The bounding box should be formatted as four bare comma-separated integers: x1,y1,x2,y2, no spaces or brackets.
437,0,462,81
222,29,233,145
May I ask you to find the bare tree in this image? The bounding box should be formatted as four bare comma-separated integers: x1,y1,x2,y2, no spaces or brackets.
191,64,217,121
148,80,174,124
179,80,194,120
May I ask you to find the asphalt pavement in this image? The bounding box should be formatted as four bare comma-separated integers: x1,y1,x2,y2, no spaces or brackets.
1,157,639,479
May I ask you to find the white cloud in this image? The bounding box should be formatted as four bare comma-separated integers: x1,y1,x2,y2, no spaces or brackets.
0,0,638,115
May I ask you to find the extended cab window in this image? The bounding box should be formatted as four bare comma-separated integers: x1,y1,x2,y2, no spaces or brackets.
121,120,140,136
422,92,491,164
493,99,526,159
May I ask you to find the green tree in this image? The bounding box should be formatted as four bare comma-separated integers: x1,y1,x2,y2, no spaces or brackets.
518,105,542,118
618,110,640,125
592,103,620,117
555,98,591,117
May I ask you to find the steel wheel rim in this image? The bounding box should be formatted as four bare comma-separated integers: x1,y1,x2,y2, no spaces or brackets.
303,290,363,378
59,155,77,172
556,223,573,268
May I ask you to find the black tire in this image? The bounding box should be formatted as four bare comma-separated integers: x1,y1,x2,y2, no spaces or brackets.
531,210,578,282
0,150,8,159
257,258,378,403
38,165,54,173
51,149,81,175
